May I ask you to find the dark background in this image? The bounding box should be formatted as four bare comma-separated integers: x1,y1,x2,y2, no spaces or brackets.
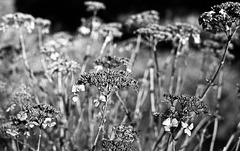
15,0,238,32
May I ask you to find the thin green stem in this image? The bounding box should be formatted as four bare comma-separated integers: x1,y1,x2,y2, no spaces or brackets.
116,91,132,122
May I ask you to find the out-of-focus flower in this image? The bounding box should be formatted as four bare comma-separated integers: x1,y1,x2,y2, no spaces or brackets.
35,17,51,34
84,1,106,13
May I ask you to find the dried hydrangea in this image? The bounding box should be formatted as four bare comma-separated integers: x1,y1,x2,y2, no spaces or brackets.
84,1,106,13
73,69,138,95
35,17,51,34
1,12,35,33
199,2,240,35
102,125,137,151
94,55,129,70
125,10,160,33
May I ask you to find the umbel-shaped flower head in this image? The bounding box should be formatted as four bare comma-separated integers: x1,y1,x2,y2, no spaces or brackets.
84,1,106,14
199,1,240,36
99,22,123,38
125,10,160,33
94,55,129,70
102,125,137,151
35,17,51,34
169,22,201,45
136,24,173,45
73,69,138,96
1,12,35,33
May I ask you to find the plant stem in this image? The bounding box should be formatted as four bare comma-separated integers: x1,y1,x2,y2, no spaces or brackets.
134,61,150,119
169,42,182,94
209,118,218,151
37,128,42,151
129,34,141,70
99,34,112,57
80,45,91,74
199,28,238,101
149,60,156,113
152,131,166,151
235,137,240,151
223,133,235,151
116,91,132,122
91,95,108,151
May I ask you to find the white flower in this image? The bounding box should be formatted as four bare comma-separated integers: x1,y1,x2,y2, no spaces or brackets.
6,129,19,137
162,118,179,132
94,65,103,72
181,122,194,136
93,99,100,107
72,84,85,93
99,95,106,102
42,118,56,129
72,95,79,102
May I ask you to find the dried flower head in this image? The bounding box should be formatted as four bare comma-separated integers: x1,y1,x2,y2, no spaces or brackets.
74,69,138,95
1,12,35,33
125,10,160,33
84,1,106,13
136,24,173,44
199,2,240,35
169,22,201,45
102,124,137,151
35,17,51,34
94,55,129,69
99,22,123,38
162,94,208,121
46,59,80,76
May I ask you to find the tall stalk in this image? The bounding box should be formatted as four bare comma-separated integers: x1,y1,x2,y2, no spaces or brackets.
91,95,108,151
199,27,238,101
129,34,142,70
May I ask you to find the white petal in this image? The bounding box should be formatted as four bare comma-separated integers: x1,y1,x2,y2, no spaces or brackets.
162,118,171,126
171,118,179,127
184,128,191,136
188,123,194,130
164,126,171,132
181,122,188,129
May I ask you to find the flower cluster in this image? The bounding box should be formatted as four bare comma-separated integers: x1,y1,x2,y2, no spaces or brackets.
40,32,72,61
84,1,106,13
102,125,136,151
170,22,201,45
199,2,240,35
4,102,60,138
136,24,173,43
125,10,160,33
99,22,123,38
159,94,208,135
94,55,129,70
72,69,138,96
46,59,80,76
1,12,35,33
35,17,51,34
